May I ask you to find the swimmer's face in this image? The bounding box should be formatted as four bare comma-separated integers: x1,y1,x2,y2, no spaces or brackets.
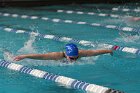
66,56,78,62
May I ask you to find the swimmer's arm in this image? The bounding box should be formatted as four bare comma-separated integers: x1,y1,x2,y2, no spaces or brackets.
79,50,113,57
131,17,140,21
14,52,64,61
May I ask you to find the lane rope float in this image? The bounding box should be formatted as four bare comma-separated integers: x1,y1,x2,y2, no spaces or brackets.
112,7,140,12
1,25,140,56
0,12,139,33
0,59,124,93
56,9,122,18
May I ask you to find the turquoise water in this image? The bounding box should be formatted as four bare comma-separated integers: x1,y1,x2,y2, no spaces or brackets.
0,3,140,93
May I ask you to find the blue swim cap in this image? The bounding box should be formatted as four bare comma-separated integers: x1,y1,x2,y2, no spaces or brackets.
65,43,78,56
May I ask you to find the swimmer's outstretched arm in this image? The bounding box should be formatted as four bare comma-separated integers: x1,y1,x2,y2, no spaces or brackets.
131,17,140,21
14,52,64,61
79,50,113,57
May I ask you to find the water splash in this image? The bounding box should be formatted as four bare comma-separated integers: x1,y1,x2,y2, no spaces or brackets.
18,56,98,67
0,47,14,62
17,32,37,54
3,49,15,62
115,32,140,43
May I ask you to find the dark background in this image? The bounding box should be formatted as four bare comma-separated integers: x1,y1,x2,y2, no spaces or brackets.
0,0,140,7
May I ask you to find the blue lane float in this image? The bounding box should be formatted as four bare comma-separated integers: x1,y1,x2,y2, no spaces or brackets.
0,59,123,93
1,25,140,56
0,12,139,33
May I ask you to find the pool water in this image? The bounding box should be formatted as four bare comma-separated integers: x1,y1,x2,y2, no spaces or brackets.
0,3,140,93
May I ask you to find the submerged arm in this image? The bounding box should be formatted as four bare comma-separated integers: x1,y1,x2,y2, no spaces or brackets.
79,49,113,57
14,52,64,61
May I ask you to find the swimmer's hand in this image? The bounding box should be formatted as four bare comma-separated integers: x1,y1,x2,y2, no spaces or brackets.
13,55,26,61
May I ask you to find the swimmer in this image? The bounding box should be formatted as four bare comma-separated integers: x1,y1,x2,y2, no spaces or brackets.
14,43,113,62
128,17,140,22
